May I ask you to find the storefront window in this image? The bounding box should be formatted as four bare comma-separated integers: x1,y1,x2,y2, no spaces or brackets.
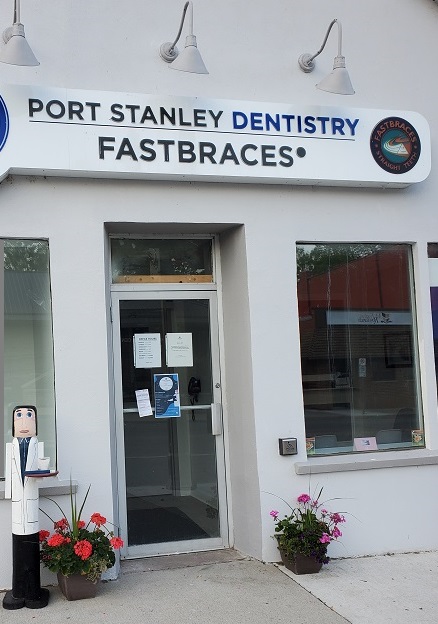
1,240,56,478
297,243,423,455
111,238,213,284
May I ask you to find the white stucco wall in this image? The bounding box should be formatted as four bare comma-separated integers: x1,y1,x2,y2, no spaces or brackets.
1,0,438,590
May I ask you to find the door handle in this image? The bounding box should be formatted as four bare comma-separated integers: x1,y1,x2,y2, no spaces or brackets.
211,403,222,436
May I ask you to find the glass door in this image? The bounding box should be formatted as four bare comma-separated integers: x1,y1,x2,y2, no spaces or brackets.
112,291,227,557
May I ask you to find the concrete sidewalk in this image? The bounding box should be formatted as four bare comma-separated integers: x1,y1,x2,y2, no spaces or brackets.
0,550,347,624
1,549,437,624
284,550,438,624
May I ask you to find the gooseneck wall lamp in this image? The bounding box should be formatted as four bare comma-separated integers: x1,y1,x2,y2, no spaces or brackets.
0,0,39,66
160,1,208,74
298,19,354,95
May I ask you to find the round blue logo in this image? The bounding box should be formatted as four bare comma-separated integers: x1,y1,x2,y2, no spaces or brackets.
370,117,421,174
0,94,9,152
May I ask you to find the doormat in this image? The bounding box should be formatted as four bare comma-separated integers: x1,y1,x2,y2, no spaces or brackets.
128,507,209,546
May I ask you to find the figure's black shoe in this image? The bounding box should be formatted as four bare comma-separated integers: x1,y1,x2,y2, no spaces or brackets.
2,590,25,610
2,587,49,610
26,588,50,609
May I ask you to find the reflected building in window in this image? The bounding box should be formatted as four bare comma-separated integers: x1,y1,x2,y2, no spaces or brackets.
297,243,422,454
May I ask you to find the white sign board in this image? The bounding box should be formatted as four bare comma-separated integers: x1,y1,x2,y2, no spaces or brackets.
166,333,193,367
0,85,431,187
133,333,161,368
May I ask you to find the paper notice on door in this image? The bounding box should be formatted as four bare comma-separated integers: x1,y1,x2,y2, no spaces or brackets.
133,333,161,368
154,374,181,418
135,389,153,417
165,333,193,367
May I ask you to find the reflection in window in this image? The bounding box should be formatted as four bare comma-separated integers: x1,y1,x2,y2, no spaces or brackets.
1,240,56,477
297,243,422,455
111,238,213,283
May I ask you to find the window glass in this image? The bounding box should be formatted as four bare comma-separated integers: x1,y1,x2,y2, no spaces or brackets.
428,243,438,395
2,240,56,477
111,239,213,283
297,243,422,455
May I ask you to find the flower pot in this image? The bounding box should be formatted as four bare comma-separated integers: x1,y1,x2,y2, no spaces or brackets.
57,572,100,600
279,550,323,575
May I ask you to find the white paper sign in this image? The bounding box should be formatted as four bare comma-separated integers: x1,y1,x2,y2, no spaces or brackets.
135,389,153,417
354,437,378,452
133,333,161,368
165,333,193,367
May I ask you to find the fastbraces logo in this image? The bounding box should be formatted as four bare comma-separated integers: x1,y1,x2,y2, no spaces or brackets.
0,95,9,151
370,116,421,174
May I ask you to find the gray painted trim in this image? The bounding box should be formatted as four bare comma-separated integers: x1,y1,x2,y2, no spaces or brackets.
294,449,438,474
0,479,78,500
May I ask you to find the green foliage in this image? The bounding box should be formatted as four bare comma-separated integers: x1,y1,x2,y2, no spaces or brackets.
40,526,116,582
4,240,50,272
270,491,346,565
40,483,122,582
297,243,382,278
274,512,330,564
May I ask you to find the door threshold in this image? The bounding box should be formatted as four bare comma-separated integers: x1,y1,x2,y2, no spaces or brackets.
121,548,245,573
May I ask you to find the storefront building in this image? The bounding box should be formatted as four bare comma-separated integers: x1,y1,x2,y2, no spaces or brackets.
1,0,438,587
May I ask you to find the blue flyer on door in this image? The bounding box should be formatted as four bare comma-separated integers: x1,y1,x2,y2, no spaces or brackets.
154,373,181,418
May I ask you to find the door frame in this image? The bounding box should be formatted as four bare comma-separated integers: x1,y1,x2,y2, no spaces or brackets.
111,289,229,559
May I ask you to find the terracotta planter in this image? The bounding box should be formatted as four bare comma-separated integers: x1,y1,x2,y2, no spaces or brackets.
279,549,323,575
57,572,100,600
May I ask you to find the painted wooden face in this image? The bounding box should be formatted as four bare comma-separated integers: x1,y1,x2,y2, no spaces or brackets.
13,407,37,438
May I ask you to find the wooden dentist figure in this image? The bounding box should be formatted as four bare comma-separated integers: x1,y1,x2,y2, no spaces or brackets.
2,406,50,609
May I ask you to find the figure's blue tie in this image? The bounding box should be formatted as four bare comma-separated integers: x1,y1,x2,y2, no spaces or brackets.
19,437,30,482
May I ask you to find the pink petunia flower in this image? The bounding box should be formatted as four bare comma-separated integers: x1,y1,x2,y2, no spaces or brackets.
270,510,279,518
297,494,311,504
332,527,342,539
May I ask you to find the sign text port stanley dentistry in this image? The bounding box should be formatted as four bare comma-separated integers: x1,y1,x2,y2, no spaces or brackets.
0,85,431,186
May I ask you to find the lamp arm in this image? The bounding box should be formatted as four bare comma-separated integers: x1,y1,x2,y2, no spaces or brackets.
14,0,20,24
307,18,339,65
168,1,190,54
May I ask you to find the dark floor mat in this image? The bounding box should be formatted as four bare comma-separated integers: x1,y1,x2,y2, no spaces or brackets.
128,506,209,545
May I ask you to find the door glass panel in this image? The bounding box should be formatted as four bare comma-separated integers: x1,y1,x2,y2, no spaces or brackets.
119,299,220,546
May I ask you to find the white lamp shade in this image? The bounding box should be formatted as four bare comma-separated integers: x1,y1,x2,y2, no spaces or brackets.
170,36,208,74
0,24,39,66
316,55,354,95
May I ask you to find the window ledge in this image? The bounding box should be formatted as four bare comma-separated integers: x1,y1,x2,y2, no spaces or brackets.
0,479,77,500
294,449,438,474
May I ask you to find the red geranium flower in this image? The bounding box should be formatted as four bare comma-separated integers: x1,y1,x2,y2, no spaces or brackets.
90,513,106,527
39,529,50,542
54,518,69,531
77,520,85,529
47,533,66,547
73,539,93,560
110,536,124,550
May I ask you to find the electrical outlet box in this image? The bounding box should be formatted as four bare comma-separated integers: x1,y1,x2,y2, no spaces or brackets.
278,438,297,455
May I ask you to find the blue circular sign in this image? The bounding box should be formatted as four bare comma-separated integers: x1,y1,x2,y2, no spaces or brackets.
370,116,421,174
0,94,9,152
